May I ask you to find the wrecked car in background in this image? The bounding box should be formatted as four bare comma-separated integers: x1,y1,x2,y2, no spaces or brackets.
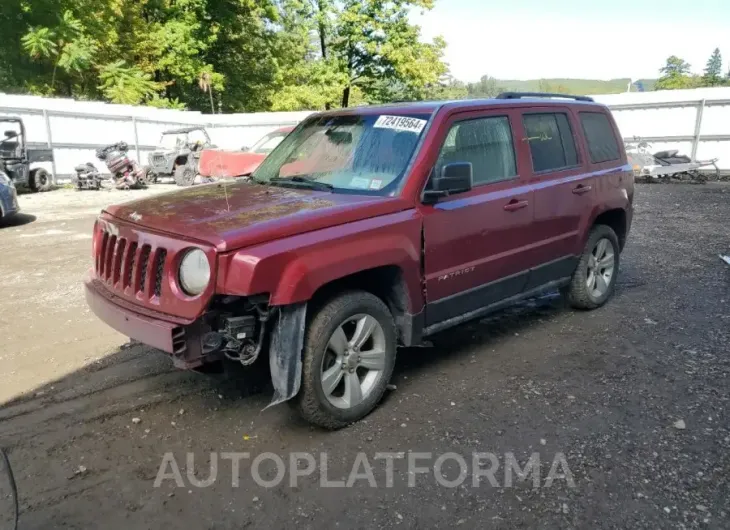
0,117,54,192
147,126,212,186
85,93,633,429
197,126,294,179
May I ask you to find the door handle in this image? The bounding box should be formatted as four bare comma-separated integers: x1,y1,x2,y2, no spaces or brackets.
504,199,529,212
572,184,592,195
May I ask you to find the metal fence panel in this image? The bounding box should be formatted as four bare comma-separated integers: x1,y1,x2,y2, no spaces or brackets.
2,87,729,181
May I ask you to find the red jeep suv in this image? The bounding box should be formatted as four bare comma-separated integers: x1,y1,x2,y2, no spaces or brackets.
85,92,633,429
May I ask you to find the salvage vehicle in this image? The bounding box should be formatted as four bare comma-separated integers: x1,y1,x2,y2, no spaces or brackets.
96,142,149,189
84,92,634,429
625,137,719,182
72,162,104,190
197,126,294,180
147,126,212,186
0,169,20,222
0,117,54,192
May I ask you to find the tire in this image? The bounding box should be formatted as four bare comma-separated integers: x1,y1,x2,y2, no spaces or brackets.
565,225,620,310
293,291,397,430
30,169,52,192
174,164,195,187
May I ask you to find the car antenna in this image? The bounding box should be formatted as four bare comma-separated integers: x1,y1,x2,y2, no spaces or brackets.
223,180,230,212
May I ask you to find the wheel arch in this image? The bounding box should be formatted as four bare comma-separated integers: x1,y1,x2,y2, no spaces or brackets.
592,208,628,251
304,265,422,347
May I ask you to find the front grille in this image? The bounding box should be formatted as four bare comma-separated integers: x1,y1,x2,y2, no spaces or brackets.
95,228,167,299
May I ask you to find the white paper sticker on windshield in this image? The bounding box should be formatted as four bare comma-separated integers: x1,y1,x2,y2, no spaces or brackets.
374,115,427,134
349,177,371,189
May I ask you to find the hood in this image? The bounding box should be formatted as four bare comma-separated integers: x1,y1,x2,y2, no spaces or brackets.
104,181,409,252
198,149,266,178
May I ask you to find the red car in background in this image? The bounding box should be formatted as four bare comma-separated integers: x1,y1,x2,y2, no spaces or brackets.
198,126,294,179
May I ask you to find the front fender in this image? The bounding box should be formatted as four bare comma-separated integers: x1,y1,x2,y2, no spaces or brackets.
216,209,424,313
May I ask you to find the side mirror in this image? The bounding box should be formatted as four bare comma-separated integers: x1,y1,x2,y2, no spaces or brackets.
4,131,17,139
423,162,473,203
241,145,251,152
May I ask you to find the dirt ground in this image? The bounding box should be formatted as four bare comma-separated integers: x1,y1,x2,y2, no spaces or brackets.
1,183,729,529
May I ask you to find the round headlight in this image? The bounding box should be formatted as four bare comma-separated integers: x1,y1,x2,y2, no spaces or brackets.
179,248,210,296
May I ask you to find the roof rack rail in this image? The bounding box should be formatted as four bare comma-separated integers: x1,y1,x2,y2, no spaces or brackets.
495,92,594,102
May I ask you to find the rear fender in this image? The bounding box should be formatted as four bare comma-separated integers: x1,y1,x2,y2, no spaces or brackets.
576,167,633,253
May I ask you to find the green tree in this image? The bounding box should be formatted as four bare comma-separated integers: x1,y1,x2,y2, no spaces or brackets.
6,0,452,111
703,48,723,86
655,56,695,90
467,75,503,98
331,0,446,107
20,10,99,94
423,75,468,100
98,60,162,104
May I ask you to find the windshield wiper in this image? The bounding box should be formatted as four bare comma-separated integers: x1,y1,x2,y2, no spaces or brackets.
269,175,334,191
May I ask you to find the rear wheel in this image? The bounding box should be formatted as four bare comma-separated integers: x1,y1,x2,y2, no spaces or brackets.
30,169,52,192
293,291,397,429
174,164,195,187
565,225,620,310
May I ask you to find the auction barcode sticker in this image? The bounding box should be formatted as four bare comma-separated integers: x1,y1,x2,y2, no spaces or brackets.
374,115,427,133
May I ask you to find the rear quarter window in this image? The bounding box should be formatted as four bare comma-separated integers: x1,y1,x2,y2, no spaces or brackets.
579,112,621,164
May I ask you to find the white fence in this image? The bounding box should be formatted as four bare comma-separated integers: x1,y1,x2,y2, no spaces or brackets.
2,87,729,180
592,87,730,170
0,93,311,180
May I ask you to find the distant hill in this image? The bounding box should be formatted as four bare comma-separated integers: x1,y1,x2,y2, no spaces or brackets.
496,78,657,95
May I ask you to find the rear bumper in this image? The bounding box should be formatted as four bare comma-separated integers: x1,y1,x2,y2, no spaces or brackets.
84,274,180,353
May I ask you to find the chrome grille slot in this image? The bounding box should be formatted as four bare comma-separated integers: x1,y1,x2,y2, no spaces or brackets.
104,235,117,282
124,242,138,289
97,231,109,276
138,245,151,294
154,249,167,297
112,238,126,285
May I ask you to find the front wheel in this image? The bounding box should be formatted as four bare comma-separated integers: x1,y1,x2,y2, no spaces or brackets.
565,225,620,310
293,291,397,429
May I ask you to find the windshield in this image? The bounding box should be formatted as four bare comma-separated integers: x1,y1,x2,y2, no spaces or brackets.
250,131,288,154
253,113,430,194
158,129,208,150
159,133,186,150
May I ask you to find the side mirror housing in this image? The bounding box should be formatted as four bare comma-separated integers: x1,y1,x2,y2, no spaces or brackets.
423,162,473,203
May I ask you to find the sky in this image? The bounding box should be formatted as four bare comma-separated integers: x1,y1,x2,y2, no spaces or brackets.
412,0,729,82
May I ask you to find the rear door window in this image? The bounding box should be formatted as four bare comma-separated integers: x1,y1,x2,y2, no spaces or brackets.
522,113,578,172
580,112,620,163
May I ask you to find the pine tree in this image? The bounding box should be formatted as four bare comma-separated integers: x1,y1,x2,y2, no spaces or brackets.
703,48,723,86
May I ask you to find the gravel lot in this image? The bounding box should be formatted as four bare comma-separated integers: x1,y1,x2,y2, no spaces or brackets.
1,182,729,529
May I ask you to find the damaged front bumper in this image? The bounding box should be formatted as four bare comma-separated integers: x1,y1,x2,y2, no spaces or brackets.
84,274,213,369
85,273,306,405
